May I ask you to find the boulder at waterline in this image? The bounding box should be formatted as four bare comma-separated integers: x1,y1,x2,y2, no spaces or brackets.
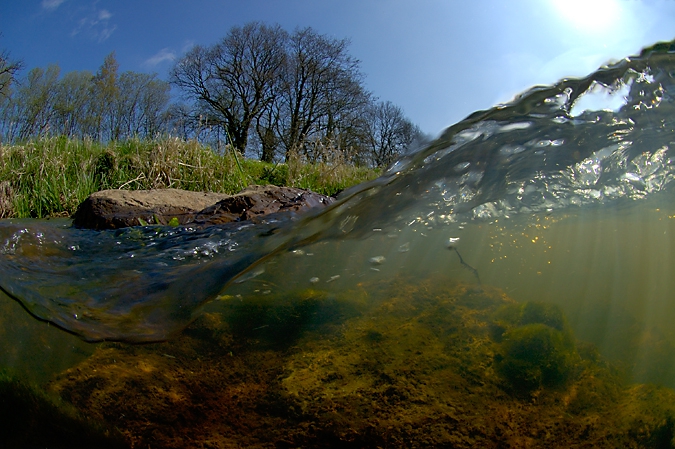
72,185,334,230
191,184,334,227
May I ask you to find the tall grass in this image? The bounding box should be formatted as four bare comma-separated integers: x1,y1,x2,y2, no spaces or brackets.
285,140,378,198
0,137,379,219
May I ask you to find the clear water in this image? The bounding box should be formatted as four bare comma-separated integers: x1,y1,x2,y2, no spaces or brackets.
3,42,675,447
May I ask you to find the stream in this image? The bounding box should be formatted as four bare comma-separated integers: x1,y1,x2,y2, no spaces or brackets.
3,42,675,448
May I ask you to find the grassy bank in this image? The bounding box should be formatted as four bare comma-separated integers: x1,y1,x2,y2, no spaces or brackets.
0,137,380,219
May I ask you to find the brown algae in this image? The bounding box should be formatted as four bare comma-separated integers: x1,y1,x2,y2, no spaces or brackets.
41,275,675,448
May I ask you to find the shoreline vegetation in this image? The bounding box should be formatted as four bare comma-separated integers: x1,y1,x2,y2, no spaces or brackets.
1,23,425,190
0,136,380,220
0,22,424,222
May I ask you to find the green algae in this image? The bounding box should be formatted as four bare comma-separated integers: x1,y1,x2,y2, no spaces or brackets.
495,323,577,393
491,302,579,394
219,288,362,349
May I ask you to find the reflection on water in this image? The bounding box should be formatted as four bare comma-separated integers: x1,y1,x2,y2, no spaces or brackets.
2,41,675,446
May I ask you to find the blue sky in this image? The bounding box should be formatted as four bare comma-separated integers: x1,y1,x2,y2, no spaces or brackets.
1,0,674,136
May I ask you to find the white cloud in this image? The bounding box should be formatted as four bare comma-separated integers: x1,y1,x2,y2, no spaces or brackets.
70,6,116,42
144,48,177,67
41,0,66,10
98,25,117,43
181,40,196,53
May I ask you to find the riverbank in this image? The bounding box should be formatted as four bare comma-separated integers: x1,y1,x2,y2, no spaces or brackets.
0,137,379,219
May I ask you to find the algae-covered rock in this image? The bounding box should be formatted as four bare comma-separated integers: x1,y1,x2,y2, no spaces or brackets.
492,302,578,394
518,301,568,331
495,323,577,393
45,276,675,448
0,372,125,448
491,301,570,337
619,384,675,448
222,288,359,349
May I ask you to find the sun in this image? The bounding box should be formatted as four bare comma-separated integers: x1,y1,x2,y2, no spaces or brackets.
550,0,622,34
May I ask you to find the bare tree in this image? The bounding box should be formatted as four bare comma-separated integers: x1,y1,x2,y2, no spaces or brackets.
166,21,432,168
278,27,369,161
111,71,144,139
254,104,280,162
110,72,170,139
171,22,287,153
0,45,22,98
0,51,172,142
170,23,374,162
365,100,422,167
165,102,199,140
138,77,170,137
15,65,61,140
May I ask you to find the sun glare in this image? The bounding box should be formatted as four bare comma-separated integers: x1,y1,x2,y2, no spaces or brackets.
550,0,621,34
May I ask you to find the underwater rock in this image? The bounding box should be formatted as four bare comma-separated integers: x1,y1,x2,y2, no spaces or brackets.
495,323,577,393
72,185,334,230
